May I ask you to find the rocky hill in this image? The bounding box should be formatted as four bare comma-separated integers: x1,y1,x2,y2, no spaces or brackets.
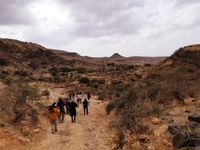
106,44,200,149
147,44,200,100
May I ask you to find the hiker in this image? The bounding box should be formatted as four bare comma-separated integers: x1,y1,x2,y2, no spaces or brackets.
48,102,60,134
65,98,70,115
77,93,82,104
69,100,78,123
82,98,89,115
72,92,75,100
87,93,91,100
57,97,65,123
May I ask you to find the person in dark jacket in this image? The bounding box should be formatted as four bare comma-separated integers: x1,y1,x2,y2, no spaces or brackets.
69,100,78,123
57,97,65,123
65,98,70,115
87,93,91,100
82,98,89,115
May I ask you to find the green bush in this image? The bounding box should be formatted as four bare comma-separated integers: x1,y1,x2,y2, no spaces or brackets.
41,90,50,97
106,100,116,114
14,70,29,77
60,67,74,73
49,67,59,76
98,92,106,100
0,58,8,66
78,77,90,84
147,84,160,101
76,68,86,73
28,61,39,70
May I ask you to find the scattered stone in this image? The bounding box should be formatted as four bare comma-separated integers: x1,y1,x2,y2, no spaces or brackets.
185,110,191,113
168,119,174,124
192,99,197,102
21,126,30,136
147,145,155,150
154,125,168,137
0,122,5,127
2,129,9,133
138,134,149,143
111,144,118,150
33,128,40,133
131,141,141,149
188,113,200,123
162,139,169,145
168,122,182,135
20,121,30,126
151,118,160,125
19,137,31,145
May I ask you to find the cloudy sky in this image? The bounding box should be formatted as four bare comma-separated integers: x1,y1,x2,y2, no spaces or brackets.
0,0,200,57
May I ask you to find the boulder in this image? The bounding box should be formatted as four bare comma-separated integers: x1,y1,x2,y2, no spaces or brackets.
189,121,200,138
168,122,182,135
172,132,188,148
188,113,200,123
182,138,200,147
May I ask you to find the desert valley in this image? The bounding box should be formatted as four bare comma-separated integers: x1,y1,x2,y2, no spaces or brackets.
0,38,200,150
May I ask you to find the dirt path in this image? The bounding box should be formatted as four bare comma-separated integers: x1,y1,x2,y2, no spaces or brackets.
31,88,112,150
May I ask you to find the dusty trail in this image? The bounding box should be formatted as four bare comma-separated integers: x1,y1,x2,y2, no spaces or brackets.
31,88,111,150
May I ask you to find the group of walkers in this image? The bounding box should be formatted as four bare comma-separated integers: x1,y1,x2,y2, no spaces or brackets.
48,92,91,134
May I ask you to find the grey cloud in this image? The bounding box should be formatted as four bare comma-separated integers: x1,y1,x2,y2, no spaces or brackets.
1,0,200,57
175,0,199,6
60,0,147,37
0,0,33,25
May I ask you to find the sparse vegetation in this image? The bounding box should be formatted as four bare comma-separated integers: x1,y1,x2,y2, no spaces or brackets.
78,77,90,84
3,82,39,123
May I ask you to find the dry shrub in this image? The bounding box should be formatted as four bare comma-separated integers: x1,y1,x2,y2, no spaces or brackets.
107,86,164,148
2,81,39,123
